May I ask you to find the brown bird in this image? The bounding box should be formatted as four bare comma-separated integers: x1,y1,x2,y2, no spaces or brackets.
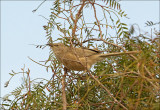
48,43,139,71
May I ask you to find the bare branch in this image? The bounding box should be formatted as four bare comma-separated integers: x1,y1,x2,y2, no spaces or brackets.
91,2,103,39
71,0,86,38
62,67,67,110
88,71,128,110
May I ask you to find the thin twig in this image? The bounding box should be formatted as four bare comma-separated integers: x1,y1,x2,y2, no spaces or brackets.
88,71,128,110
32,0,46,13
62,67,67,110
28,56,49,67
91,2,103,39
71,0,86,38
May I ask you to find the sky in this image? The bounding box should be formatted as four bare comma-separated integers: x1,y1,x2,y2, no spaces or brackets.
1,1,159,100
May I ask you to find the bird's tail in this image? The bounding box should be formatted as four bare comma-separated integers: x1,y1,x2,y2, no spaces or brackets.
100,51,140,57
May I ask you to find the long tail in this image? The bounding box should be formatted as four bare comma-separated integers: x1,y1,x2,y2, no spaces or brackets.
100,51,140,57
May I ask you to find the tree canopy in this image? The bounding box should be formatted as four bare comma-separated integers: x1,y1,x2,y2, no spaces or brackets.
1,0,160,110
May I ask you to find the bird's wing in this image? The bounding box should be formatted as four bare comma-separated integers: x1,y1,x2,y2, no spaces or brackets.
71,47,101,57
82,47,102,53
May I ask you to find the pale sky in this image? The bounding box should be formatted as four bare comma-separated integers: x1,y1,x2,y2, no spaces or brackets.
1,1,159,98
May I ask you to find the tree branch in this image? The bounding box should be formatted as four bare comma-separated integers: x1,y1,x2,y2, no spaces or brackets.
62,67,67,110
71,0,86,38
91,2,103,39
88,72,128,110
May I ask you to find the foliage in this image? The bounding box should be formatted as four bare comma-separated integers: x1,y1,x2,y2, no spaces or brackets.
145,21,160,27
1,0,160,110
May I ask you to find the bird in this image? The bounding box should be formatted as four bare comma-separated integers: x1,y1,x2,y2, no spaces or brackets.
48,43,139,71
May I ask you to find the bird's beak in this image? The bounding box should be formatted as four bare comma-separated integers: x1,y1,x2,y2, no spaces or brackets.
46,43,53,47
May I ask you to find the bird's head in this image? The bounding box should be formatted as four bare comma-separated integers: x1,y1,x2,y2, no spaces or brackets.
47,43,65,51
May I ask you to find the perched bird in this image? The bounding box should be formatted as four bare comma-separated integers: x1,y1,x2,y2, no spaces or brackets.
48,43,139,71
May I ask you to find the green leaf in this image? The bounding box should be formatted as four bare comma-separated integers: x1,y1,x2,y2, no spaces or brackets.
117,27,122,33
2,104,10,106
121,23,127,26
117,23,121,28
116,19,120,25
119,31,123,37
122,27,128,30
109,0,112,7
9,73,14,76
111,0,114,7
121,11,124,15
114,2,116,9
